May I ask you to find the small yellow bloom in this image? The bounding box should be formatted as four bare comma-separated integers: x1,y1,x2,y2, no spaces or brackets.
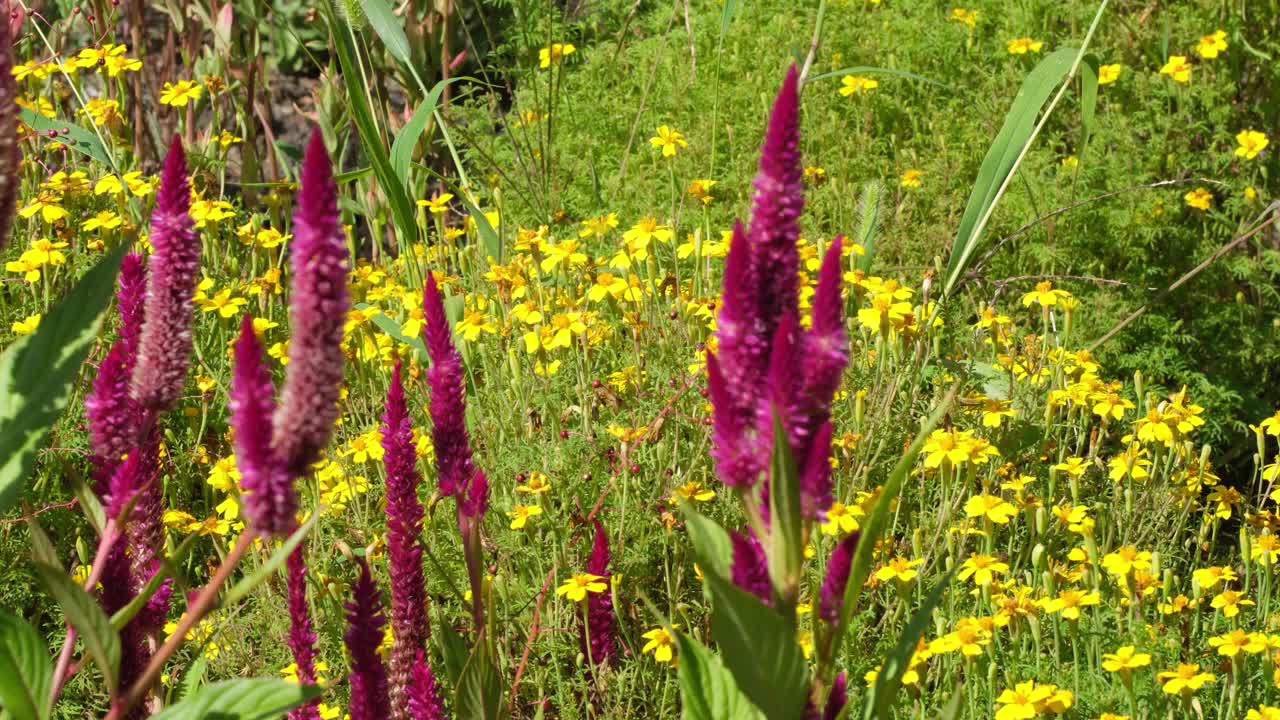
1006,37,1044,55
1184,187,1213,210
839,75,879,96
899,169,923,188
1195,30,1228,60
539,43,576,69
1235,129,1269,160
506,504,543,530
641,627,677,665
1159,56,1192,83
1098,63,1122,85
649,126,688,157
11,313,41,335
159,80,203,107
555,573,606,602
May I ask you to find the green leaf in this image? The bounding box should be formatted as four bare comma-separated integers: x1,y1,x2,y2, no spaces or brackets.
702,570,808,720
68,471,105,535
25,518,58,569
765,411,803,609
675,632,764,720
174,654,208,704
390,77,469,186
863,572,953,720
223,512,319,607
31,563,121,694
853,180,882,273
942,45,1082,295
454,641,504,720
435,616,469,685
359,0,412,68
455,192,503,262
326,4,419,248
0,243,127,515
836,389,955,648
681,505,733,581
1078,54,1100,158
149,679,322,720
809,66,951,90
717,0,740,42
0,610,52,720
18,109,112,166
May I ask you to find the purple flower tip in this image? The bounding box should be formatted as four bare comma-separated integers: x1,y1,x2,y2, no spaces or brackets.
131,136,198,412
823,672,848,720
232,315,296,536
730,528,772,606
423,272,476,499
407,651,447,720
273,128,350,477
345,558,391,720
818,532,859,624
581,519,617,666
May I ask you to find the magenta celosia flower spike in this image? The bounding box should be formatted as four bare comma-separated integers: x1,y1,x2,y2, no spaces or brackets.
273,129,350,478
406,651,447,720
116,253,147,355
422,272,475,498
818,532,859,623
0,11,19,251
823,672,848,720
580,519,617,666
286,547,322,720
231,315,296,536
748,63,804,327
730,529,771,605
131,135,199,412
344,558,391,720
381,362,430,720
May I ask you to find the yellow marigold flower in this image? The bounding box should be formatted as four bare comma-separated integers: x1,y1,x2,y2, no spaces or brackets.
1211,588,1253,618
1101,546,1151,577
1053,456,1089,479
417,192,453,214
838,75,878,97
687,178,717,205
1192,565,1237,591
11,313,41,335
1157,663,1215,695
958,554,1008,585
1248,706,1280,720
1159,55,1192,83
516,471,551,495
641,627,677,665
1092,391,1134,421
455,310,497,341
1020,280,1069,307
994,680,1059,720
965,494,1017,524
820,501,864,536
1253,532,1280,566
948,8,977,30
899,169,923,188
159,79,203,107
1006,37,1044,55
1209,629,1267,657
1195,30,1228,59
649,126,688,157
1098,63,1122,85
874,557,923,584
1184,187,1213,210
803,166,827,185
1102,645,1151,673
1236,129,1270,161
1042,589,1099,620
539,42,575,69
578,212,618,239
669,480,715,505
507,504,543,530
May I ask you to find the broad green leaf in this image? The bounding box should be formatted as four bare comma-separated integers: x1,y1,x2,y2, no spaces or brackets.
25,518,58,569
702,569,808,720
455,192,503,262
359,0,412,68
435,615,469,685
19,109,112,166
853,181,882,273
390,77,469,186
68,470,105,535
717,0,740,41
326,5,418,249
681,505,733,581
223,512,319,607
0,243,127,515
942,47,1079,295
0,610,52,720
31,563,121,693
675,632,764,720
765,411,803,610
836,388,955,649
149,679,322,720
454,641,504,720
809,66,951,90
863,572,954,720
1078,54,1100,157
